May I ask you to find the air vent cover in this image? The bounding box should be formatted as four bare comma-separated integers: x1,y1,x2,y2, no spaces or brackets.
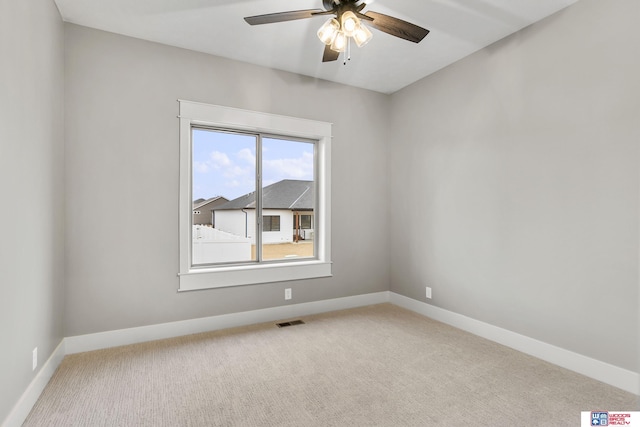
276,320,305,328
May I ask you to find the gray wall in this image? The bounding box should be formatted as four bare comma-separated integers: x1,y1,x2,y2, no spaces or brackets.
63,24,390,336
0,0,65,422
389,0,639,372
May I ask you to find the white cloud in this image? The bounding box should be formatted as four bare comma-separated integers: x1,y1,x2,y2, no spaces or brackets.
193,151,232,175
210,151,231,169
223,165,250,178
264,151,313,180
193,161,209,173
237,148,255,165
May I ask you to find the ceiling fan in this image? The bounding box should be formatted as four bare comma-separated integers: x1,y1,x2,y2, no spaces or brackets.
244,0,429,63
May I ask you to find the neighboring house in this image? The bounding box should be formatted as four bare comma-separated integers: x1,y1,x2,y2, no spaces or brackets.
193,196,229,226
214,180,314,244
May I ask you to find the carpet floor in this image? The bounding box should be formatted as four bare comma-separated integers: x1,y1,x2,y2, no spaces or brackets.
23,304,639,426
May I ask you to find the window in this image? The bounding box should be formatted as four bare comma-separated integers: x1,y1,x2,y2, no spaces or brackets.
300,215,313,229
263,216,281,232
178,100,332,291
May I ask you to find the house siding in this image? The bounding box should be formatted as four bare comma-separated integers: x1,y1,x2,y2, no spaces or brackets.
193,197,228,226
215,209,297,244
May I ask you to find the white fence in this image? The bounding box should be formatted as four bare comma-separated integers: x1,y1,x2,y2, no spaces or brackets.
192,226,251,264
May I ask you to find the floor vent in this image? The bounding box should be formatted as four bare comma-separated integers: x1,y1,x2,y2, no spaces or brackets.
276,320,305,328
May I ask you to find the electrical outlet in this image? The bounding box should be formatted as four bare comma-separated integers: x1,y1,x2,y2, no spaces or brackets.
425,287,432,299
285,288,292,300
32,347,38,371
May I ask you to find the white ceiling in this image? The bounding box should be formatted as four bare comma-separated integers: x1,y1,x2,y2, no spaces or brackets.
54,0,579,94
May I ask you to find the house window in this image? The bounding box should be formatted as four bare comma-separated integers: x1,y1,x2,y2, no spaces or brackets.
178,101,332,291
263,216,280,232
300,215,313,229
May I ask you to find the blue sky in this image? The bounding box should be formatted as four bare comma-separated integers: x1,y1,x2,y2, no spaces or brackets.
192,129,314,201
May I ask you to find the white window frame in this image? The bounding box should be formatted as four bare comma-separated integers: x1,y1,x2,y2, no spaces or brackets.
178,100,332,291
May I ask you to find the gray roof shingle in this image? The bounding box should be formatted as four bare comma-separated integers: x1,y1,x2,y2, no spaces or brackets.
214,180,313,211
193,196,228,210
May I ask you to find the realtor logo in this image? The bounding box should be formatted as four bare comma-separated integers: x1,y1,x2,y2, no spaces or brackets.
592,412,608,426
583,411,639,426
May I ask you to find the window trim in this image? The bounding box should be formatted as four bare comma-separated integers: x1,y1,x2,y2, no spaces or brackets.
178,100,332,291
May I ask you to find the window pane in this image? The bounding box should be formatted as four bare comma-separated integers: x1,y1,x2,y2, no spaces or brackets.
261,137,315,261
191,128,256,265
300,215,312,229
263,215,281,232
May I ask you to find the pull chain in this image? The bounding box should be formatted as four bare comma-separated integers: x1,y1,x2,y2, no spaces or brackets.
344,37,352,65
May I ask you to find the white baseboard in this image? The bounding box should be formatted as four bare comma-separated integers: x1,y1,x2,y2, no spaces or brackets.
65,291,391,354
6,290,637,427
1,340,66,427
389,292,640,395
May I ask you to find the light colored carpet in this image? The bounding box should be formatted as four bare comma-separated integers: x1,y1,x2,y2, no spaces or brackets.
23,304,638,426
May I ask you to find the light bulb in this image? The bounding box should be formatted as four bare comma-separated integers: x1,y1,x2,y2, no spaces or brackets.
330,30,347,52
341,11,359,37
353,23,373,47
317,18,340,45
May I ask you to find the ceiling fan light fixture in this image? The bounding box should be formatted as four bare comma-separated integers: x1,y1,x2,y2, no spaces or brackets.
317,18,340,45
330,30,347,53
244,1,430,64
340,11,359,37
353,23,373,47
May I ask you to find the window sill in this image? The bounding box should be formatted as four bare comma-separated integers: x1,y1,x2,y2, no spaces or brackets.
178,261,332,291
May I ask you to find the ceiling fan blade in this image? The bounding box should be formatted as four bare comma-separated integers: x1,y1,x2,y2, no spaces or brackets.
244,9,324,25
364,11,429,43
322,45,340,62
